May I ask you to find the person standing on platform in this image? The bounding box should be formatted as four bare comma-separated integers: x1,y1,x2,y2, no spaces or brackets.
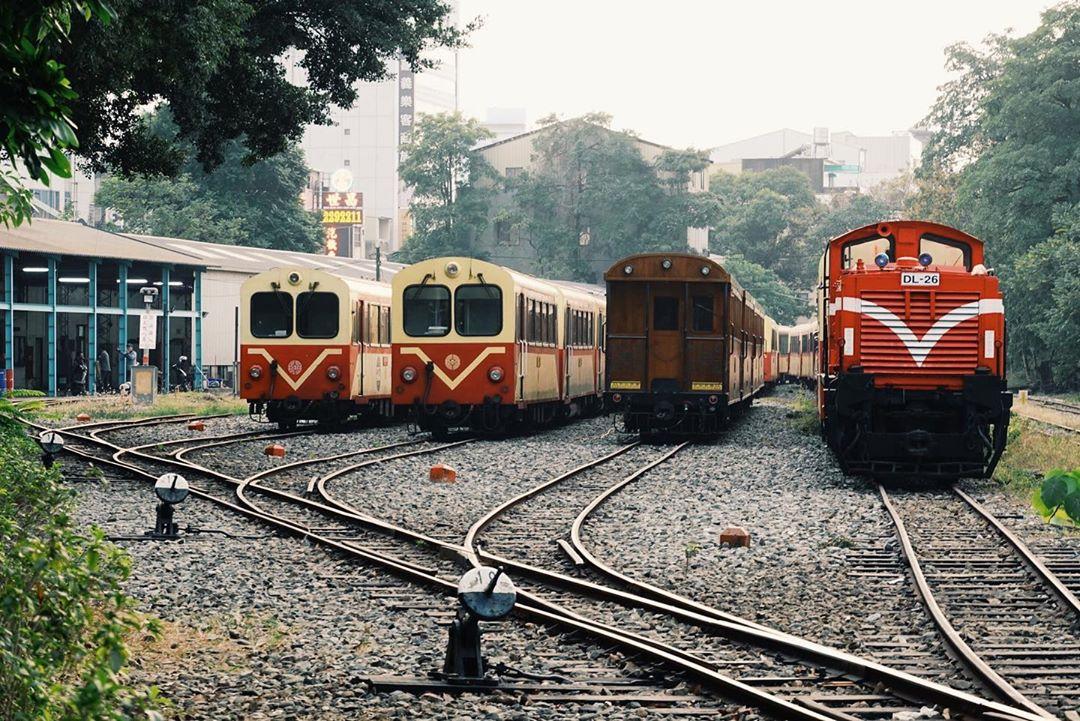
73,353,88,395
98,345,112,392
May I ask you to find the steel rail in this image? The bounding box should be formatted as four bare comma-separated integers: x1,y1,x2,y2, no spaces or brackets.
58,412,212,433
952,485,1080,620
32,419,1044,720
877,485,1056,720
51,429,838,721
458,440,1043,721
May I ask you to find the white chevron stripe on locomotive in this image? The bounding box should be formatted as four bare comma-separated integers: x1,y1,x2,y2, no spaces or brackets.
857,298,1006,367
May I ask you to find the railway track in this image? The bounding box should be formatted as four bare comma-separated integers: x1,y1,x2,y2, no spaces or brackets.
880,484,1080,719
31,417,1052,720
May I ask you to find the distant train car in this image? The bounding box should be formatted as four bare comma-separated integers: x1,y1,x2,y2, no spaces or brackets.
763,316,778,386
817,221,1011,479
391,257,604,435
604,253,765,435
776,321,817,384
240,267,392,428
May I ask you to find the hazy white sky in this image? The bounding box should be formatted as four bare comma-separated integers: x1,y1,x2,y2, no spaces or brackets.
454,0,1051,149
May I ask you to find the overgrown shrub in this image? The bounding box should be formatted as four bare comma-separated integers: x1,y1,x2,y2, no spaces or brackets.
0,413,161,720
1034,468,1080,527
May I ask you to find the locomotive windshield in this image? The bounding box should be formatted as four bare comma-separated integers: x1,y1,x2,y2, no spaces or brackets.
455,285,502,336
842,236,893,269
920,235,971,269
296,291,339,339
403,285,451,337
250,291,293,338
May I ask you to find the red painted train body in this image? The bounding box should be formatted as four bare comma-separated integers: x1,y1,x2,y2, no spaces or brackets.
816,221,1011,479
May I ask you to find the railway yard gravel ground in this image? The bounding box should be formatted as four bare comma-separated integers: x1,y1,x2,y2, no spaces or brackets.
61,390,1080,719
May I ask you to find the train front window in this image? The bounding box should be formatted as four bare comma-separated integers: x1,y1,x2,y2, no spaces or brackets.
920,235,971,269
842,236,893,270
403,284,451,337
250,291,292,338
653,296,679,331
455,285,502,336
296,292,339,339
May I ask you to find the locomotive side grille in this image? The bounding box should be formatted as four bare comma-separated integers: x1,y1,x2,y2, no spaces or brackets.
859,290,980,373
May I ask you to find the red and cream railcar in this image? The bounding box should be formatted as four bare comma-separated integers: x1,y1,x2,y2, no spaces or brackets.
240,268,392,429
391,258,604,435
776,321,817,384
817,221,1011,479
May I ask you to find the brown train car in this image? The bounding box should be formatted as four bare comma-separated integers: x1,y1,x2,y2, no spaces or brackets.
604,253,765,435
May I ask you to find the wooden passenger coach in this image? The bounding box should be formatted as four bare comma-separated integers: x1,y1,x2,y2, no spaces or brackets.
604,254,765,435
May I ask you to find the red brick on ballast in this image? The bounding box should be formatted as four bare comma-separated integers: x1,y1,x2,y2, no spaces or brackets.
429,464,457,483
720,526,750,547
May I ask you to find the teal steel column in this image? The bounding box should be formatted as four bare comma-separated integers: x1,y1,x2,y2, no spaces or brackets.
88,261,97,394
193,269,202,390
47,257,56,396
3,254,12,390
119,264,129,384
161,266,170,392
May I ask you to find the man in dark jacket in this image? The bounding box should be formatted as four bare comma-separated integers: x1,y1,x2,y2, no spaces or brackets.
98,346,112,392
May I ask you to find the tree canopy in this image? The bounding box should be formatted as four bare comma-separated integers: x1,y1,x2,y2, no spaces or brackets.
916,2,1080,388
96,111,322,253
1,0,470,226
394,112,495,263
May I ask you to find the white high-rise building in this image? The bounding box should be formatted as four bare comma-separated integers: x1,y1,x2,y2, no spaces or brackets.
287,4,460,258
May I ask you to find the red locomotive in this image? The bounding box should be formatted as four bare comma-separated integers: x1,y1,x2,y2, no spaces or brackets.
817,221,1011,479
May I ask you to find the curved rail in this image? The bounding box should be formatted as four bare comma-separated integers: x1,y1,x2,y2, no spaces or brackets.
877,486,1055,719
32,418,1044,721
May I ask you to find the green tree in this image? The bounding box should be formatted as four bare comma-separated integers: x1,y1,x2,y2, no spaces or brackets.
395,113,496,262
506,114,715,282
97,111,322,253
917,2,1080,388
719,254,808,324
0,1,113,226
2,0,470,226
709,167,819,288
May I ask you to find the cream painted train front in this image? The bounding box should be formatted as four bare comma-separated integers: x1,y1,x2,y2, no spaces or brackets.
240,267,392,428
391,257,605,435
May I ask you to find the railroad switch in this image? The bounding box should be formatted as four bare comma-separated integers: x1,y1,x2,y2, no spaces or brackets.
38,430,65,469
440,566,516,681
150,473,189,539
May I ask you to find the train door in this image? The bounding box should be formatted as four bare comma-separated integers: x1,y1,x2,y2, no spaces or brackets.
563,306,572,400
647,282,683,393
355,299,365,396
516,294,526,403
685,286,724,394
606,284,647,392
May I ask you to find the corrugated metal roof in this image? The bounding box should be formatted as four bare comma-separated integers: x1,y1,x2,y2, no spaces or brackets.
0,219,206,266
123,232,405,283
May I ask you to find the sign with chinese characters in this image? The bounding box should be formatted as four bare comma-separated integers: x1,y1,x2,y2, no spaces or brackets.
138,314,157,350
398,60,414,140
321,189,363,257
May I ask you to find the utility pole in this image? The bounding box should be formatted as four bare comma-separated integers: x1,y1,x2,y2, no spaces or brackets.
375,244,382,282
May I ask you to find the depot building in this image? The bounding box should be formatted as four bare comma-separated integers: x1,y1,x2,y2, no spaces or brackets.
0,219,400,395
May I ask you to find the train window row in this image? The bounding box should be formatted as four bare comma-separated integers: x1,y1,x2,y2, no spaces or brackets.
250,291,339,340
568,309,596,348
778,334,817,353
520,297,557,345
456,285,502,336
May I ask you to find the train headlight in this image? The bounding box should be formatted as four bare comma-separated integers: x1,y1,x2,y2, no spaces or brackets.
488,366,504,383
874,252,890,269
661,258,672,270
708,394,719,405
918,252,933,267
623,264,633,275
249,364,263,379
445,261,460,278
611,393,622,404
401,366,418,383
287,271,301,285
326,365,341,381
700,266,711,276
